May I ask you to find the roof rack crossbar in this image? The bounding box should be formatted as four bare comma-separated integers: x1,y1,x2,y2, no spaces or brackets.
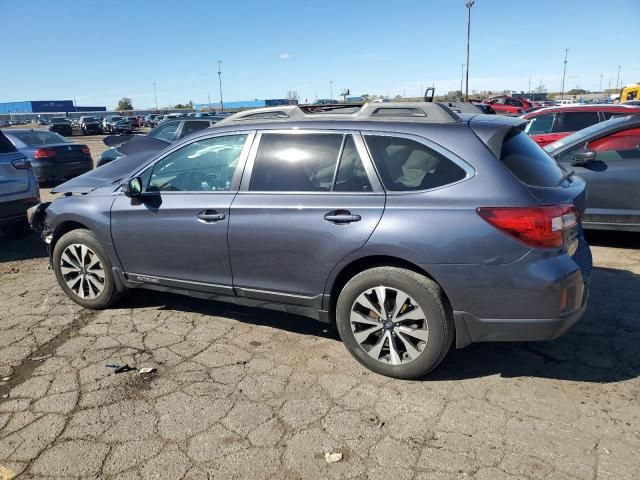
215,102,461,126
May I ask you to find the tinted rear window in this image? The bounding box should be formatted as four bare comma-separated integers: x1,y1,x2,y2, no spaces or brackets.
500,130,565,187
0,132,17,154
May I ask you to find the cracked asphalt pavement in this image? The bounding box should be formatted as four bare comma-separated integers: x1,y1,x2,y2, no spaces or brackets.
1,188,640,478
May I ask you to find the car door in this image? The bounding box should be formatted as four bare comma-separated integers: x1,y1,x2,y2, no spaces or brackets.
557,126,640,227
228,131,385,307
110,132,254,293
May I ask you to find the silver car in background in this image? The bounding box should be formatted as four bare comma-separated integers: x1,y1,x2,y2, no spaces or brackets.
0,129,39,237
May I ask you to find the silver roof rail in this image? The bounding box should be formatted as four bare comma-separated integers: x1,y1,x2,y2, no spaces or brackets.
214,102,460,126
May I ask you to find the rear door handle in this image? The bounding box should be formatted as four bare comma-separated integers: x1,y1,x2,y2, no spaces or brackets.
197,210,226,223
324,211,361,224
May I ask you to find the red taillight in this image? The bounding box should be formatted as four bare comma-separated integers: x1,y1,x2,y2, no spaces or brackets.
81,146,90,155
477,205,578,248
11,159,32,170
34,148,56,159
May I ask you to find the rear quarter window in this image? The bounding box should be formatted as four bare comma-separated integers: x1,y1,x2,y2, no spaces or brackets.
500,130,565,187
364,135,467,191
0,132,17,154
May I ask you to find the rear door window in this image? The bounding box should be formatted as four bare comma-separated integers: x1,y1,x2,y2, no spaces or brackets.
500,130,565,186
555,111,600,132
179,120,211,139
364,135,466,191
525,114,555,134
249,133,343,191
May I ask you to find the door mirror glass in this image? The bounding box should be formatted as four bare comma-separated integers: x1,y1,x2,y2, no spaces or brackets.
123,177,143,197
572,149,596,166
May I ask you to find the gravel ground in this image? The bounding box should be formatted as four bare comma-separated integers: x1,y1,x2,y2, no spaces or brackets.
0,132,639,479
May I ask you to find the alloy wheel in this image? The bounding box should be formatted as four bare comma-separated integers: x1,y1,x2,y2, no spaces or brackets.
350,286,429,365
59,243,106,299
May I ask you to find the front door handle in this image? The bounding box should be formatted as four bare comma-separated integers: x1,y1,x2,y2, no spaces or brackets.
324,210,361,224
197,210,226,223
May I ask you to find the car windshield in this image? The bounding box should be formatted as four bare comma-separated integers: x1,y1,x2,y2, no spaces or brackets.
11,130,69,146
50,118,67,123
111,116,123,121
544,115,631,154
83,117,98,122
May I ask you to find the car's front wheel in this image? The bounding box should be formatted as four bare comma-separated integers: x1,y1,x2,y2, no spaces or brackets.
336,266,453,379
52,229,121,309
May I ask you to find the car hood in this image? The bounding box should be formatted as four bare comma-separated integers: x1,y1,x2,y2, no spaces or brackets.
51,148,162,194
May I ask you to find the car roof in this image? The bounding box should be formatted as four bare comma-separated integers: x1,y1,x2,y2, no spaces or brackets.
523,104,640,118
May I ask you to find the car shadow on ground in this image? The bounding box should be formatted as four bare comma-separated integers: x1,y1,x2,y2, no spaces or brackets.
119,264,640,384
0,233,48,262
585,229,640,249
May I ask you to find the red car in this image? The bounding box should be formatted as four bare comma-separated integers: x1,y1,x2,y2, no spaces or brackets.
481,96,532,115
522,104,640,146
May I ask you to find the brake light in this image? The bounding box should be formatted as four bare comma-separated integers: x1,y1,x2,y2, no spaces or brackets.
81,146,90,155
477,205,578,248
34,148,56,159
11,159,32,170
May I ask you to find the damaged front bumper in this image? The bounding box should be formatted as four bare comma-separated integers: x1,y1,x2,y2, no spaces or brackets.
26,202,53,247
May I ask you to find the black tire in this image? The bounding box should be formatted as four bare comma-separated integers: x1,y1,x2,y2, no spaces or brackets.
1,218,32,238
52,229,121,309
335,266,453,379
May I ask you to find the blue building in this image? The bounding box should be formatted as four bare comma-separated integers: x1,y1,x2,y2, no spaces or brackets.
0,100,106,114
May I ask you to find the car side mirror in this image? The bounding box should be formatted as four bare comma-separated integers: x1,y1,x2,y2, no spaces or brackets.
572,149,596,167
122,177,143,197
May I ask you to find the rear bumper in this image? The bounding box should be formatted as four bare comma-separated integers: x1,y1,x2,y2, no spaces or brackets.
33,162,92,181
0,197,40,225
453,287,588,347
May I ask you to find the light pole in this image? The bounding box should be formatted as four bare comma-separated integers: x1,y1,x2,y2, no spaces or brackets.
460,64,464,96
615,65,621,92
153,82,158,111
599,74,603,95
217,60,224,112
330,80,333,100
560,48,568,100
464,0,474,102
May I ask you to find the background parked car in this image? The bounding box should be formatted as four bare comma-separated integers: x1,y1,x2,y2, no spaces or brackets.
48,117,73,136
79,116,103,135
97,118,219,166
143,114,159,126
481,96,532,115
103,115,132,134
0,129,40,237
544,114,640,231
522,104,640,146
3,129,93,184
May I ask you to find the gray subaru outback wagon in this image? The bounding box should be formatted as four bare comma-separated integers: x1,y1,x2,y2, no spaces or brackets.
28,103,592,379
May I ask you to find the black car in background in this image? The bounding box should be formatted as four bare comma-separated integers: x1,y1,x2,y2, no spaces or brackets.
80,116,103,135
48,117,72,136
97,118,218,166
3,129,93,184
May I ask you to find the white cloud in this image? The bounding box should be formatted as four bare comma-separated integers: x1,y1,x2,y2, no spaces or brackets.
279,52,291,60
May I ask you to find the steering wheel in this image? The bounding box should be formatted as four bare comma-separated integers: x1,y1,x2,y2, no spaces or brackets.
178,171,208,191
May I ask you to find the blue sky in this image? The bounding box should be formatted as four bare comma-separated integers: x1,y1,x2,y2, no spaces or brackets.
1,0,638,109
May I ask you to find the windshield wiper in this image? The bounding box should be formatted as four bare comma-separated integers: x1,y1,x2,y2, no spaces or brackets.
558,169,575,185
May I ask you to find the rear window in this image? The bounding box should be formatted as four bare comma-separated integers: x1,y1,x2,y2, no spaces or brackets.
0,132,17,154
500,130,565,187
10,131,68,146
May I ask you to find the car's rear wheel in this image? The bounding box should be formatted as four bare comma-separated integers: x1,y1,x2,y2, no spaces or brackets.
52,229,121,309
336,266,453,379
